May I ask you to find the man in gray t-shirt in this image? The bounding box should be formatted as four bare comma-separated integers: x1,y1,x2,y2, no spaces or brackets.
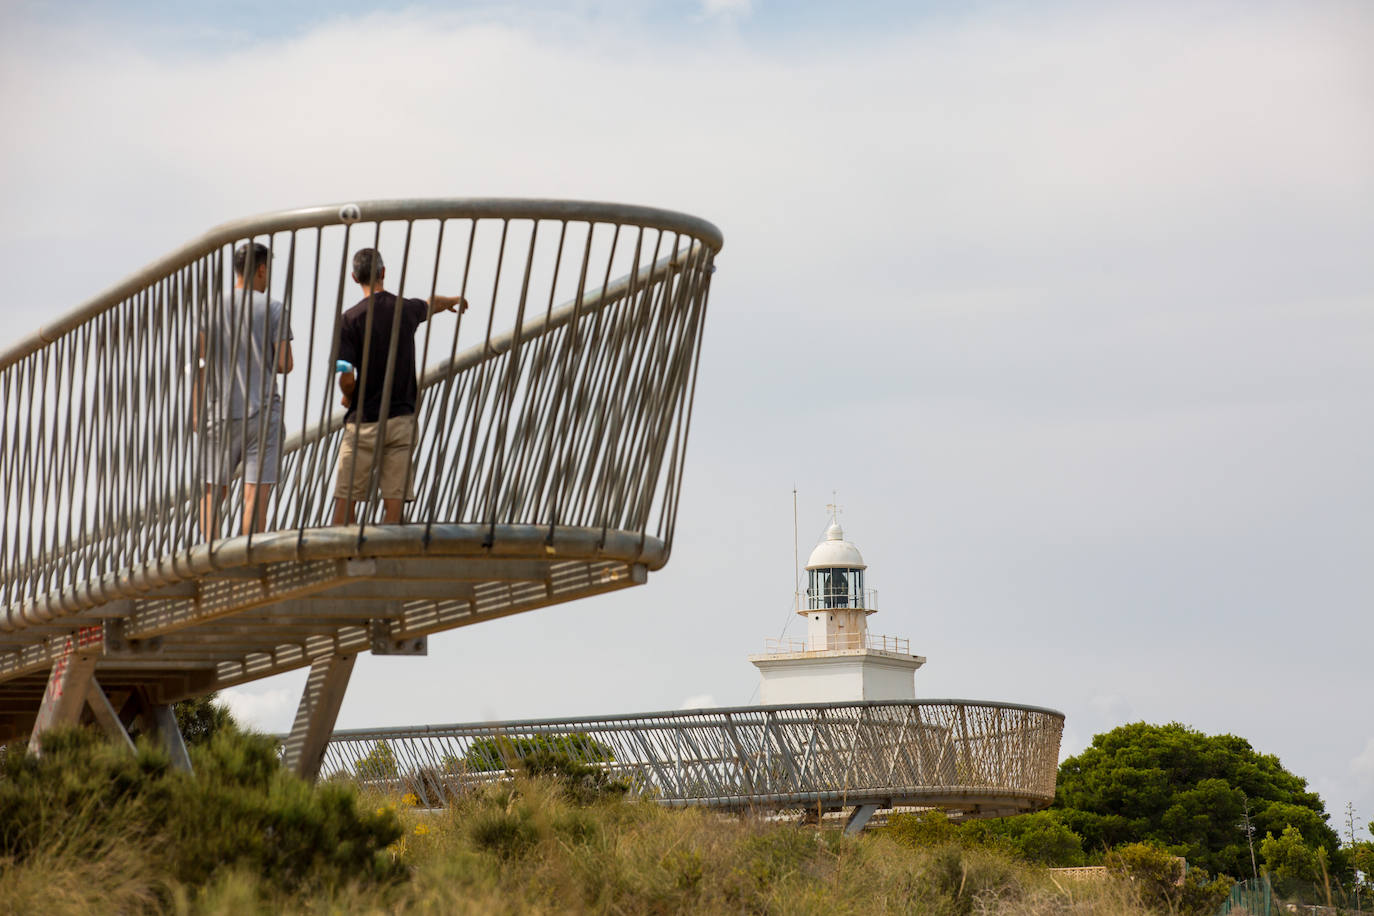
196,242,294,539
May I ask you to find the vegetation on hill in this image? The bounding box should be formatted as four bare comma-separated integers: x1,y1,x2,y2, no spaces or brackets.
887,721,1373,909
0,727,402,912
3,713,1369,913
884,811,1234,916
0,727,1165,914
1051,722,1343,879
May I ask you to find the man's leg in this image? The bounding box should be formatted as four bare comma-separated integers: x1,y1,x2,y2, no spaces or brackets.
243,483,273,535
201,485,227,542
333,421,372,526
378,417,416,525
243,409,283,535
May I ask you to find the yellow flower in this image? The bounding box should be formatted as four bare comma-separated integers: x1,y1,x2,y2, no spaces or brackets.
402,792,419,808
413,823,431,837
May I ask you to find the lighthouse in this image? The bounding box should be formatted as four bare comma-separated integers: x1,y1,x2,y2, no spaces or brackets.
749,508,926,704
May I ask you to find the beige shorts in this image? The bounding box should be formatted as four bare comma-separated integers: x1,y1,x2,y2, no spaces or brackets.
334,416,417,501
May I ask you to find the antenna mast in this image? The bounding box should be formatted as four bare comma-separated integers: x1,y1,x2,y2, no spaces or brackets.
793,486,800,613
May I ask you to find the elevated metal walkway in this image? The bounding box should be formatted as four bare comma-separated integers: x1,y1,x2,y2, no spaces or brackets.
321,700,1066,833
0,199,721,774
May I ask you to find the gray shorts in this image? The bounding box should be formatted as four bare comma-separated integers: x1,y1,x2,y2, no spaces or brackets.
204,404,285,486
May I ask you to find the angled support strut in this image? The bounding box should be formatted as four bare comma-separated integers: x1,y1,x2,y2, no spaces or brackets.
281,653,357,782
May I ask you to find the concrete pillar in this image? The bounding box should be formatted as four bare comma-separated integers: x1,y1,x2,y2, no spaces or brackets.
28,630,101,755
148,703,194,774
281,653,356,782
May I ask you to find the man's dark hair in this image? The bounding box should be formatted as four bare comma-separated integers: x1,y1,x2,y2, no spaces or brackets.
233,242,271,277
353,248,384,285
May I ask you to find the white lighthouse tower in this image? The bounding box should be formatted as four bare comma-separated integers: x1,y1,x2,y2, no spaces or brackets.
749,507,926,704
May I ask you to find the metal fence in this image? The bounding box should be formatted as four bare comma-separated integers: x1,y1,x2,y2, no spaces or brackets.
320,699,1065,818
1218,875,1273,916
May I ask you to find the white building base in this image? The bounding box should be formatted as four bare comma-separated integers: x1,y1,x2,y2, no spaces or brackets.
749,650,926,705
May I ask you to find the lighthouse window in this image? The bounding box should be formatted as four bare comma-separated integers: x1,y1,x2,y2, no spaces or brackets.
807,568,867,610
827,569,848,607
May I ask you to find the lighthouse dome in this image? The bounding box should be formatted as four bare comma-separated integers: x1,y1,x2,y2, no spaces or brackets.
805,522,866,570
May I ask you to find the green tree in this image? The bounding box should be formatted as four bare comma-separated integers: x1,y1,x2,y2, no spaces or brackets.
354,740,399,779
1261,824,1320,881
1052,722,1341,878
1352,838,1374,890
462,733,614,773
173,691,238,745
1354,820,1374,886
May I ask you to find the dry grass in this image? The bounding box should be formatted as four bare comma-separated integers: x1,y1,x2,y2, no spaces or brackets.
308,780,1158,915
0,827,167,915
2,778,1162,915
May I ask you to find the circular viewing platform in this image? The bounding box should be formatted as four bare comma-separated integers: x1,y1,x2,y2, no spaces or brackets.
320,699,1066,827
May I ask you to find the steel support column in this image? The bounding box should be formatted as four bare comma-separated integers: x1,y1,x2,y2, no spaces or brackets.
281,653,356,781
149,703,193,773
86,677,136,752
844,803,880,835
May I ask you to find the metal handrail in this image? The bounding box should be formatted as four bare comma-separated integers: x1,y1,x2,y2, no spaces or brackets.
763,632,911,654
801,586,878,612
0,200,722,369
1,199,722,630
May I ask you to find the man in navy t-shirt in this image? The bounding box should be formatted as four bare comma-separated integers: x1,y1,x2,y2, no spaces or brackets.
332,247,467,524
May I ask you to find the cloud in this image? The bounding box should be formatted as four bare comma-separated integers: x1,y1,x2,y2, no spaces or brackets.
701,0,750,18
1089,694,1134,726
1353,737,1374,784
220,686,298,733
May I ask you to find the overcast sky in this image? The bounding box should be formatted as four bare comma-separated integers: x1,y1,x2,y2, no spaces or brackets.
3,0,1371,836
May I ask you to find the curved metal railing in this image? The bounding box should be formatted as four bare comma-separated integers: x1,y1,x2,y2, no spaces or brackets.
802,586,878,612
0,200,721,632
320,699,1065,817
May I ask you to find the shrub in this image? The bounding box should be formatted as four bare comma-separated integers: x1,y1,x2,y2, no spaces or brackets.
886,809,963,848
353,739,400,779
1105,841,1234,916
0,726,404,902
887,809,1085,867
463,732,615,772
963,810,1086,866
